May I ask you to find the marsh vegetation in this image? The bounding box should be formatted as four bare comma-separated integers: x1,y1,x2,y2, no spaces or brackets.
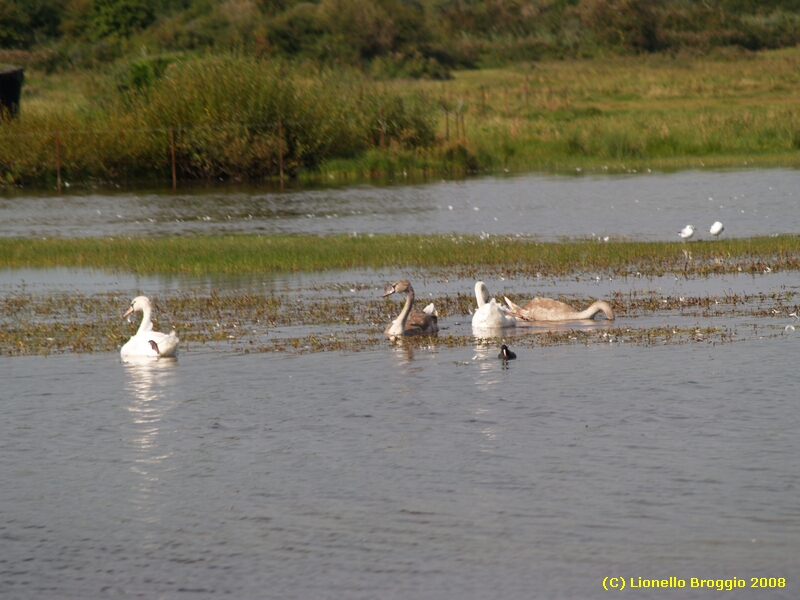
2,234,799,276
2,232,799,356
5,48,800,186
5,0,800,187
2,274,797,357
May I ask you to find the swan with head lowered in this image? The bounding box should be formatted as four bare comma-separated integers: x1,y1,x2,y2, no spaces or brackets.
503,295,615,322
120,295,179,358
383,280,438,337
472,281,516,329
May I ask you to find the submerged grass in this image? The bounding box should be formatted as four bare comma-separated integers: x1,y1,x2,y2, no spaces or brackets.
2,234,799,277
2,284,795,357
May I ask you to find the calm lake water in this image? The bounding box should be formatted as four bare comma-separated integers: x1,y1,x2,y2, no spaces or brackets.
2,343,798,599
2,170,799,598
2,168,799,240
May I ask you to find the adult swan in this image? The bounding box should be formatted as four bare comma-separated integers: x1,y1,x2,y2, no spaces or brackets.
120,296,180,358
472,281,516,329
383,280,439,337
503,295,614,322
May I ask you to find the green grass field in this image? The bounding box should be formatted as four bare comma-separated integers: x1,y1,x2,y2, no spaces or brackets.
2,234,799,277
5,49,800,187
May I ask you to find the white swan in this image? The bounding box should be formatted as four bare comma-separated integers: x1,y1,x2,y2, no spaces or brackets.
679,225,696,240
472,281,516,329
120,296,179,358
383,280,439,337
710,221,724,238
504,296,615,322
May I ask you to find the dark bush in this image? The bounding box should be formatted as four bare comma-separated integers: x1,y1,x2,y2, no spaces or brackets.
577,0,663,54
89,0,156,41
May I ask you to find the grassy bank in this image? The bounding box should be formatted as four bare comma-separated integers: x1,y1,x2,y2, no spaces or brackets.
5,49,800,187
2,55,436,185
2,234,799,277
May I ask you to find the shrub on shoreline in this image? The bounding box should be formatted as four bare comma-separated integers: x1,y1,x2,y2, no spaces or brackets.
1,55,437,184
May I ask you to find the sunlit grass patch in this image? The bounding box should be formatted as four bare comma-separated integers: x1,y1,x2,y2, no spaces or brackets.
2,234,799,277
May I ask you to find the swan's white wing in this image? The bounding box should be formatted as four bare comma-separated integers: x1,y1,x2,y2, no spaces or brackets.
151,330,179,357
121,330,179,358
121,334,160,358
472,299,516,328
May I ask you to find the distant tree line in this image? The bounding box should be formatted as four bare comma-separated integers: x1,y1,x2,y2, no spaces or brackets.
3,0,800,76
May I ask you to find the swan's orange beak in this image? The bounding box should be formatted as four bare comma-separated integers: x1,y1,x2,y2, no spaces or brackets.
123,305,135,319
382,285,396,297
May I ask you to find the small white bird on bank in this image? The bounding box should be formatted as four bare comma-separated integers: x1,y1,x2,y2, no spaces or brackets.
710,221,724,238
679,225,696,240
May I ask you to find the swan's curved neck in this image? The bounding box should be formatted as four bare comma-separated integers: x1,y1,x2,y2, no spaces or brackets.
475,282,489,308
397,288,415,329
386,287,416,336
576,300,614,320
136,305,153,334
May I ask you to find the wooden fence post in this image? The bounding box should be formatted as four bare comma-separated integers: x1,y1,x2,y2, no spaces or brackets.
278,116,284,189
170,127,177,191
380,111,386,152
55,131,62,194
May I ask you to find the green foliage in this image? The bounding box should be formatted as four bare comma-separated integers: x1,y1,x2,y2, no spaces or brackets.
578,0,663,54
0,0,30,48
107,55,434,176
721,0,800,13
89,0,156,41
0,55,436,183
6,0,800,73
264,3,325,56
111,54,174,91
370,51,452,80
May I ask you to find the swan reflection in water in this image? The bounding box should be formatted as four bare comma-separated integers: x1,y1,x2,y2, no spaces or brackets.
471,342,509,390
122,356,178,521
386,338,439,379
